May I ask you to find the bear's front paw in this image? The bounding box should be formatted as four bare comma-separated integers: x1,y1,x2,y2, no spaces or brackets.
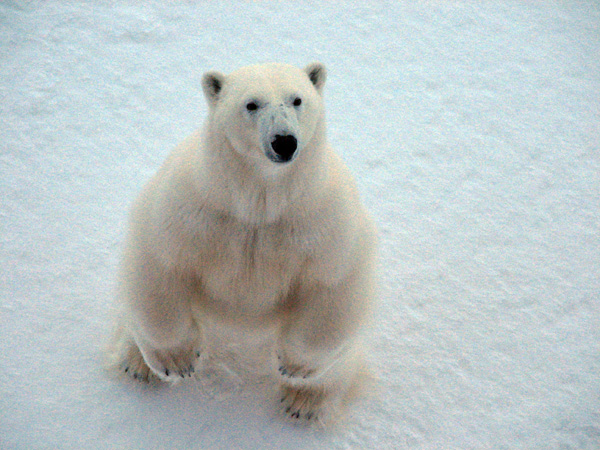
279,385,326,423
138,340,202,383
277,353,315,382
276,352,324,388
117,339,159,384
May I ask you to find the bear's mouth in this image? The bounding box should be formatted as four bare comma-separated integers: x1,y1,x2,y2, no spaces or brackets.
267,134,298,163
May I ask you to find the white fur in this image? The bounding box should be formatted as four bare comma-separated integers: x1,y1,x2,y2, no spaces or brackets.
108,62,377,424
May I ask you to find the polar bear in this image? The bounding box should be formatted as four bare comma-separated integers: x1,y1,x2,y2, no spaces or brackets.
108,62,377,424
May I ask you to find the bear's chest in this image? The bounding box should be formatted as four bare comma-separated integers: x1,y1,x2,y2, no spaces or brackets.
200,219,305,315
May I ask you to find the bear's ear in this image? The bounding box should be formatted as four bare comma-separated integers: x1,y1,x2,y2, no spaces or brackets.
202,71,226,106
305,62,327,93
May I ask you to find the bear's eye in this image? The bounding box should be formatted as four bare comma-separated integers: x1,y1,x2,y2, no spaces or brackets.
293,97,302,107
246,101,258,112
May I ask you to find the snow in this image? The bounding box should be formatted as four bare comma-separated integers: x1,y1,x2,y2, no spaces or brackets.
1,1,599,449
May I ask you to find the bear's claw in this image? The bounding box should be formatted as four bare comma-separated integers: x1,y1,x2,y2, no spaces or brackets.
276,354,315,383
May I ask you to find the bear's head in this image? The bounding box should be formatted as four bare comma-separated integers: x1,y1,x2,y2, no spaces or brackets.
201,62,327,174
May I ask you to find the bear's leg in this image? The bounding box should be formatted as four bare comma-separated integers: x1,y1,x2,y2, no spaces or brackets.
118,254,203,382
276,262,373,423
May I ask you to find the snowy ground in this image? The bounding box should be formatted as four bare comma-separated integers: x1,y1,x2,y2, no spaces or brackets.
1,1,599,449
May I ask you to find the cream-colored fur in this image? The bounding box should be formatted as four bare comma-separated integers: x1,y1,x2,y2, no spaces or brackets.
108,62,377,424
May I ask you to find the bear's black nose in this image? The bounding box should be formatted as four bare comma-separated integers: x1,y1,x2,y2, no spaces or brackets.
270,135,297,162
